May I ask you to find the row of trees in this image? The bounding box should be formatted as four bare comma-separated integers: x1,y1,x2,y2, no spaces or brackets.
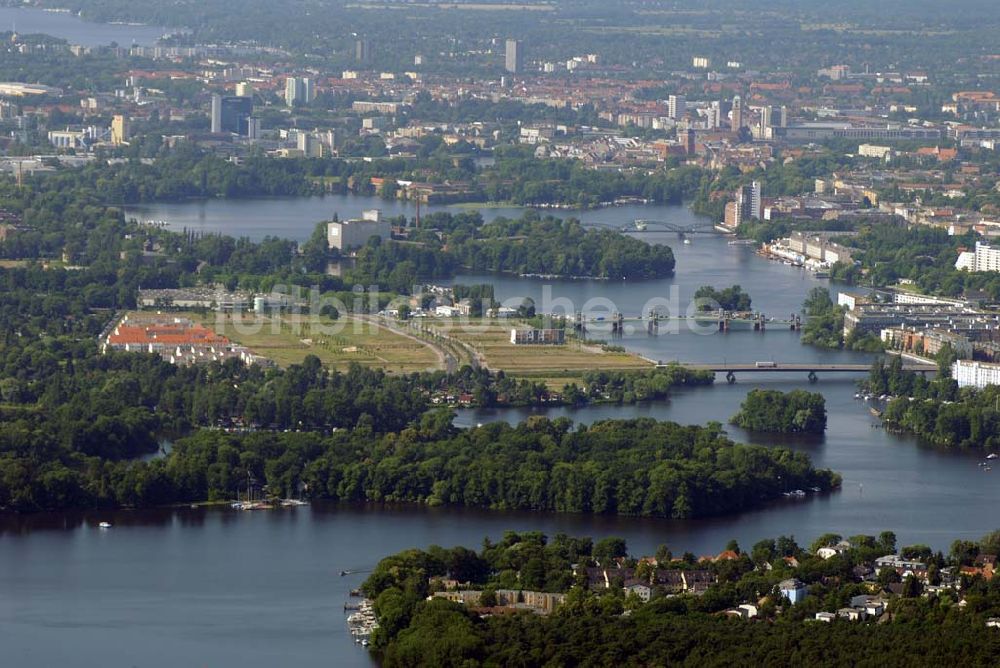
693,285,752,312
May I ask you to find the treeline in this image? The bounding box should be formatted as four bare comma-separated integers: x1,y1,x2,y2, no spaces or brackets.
50,145,321,203
830,224,1000,300
731,389,827,434
693,285,752,312
0,416,839,513
346,210,676,284
378,595,1000,667
0,347,431,453
450,213,676,279
800,287,883,352
484,148,706,208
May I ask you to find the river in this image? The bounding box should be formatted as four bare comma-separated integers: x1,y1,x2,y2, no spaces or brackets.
4,195,997,667
0,7,167,47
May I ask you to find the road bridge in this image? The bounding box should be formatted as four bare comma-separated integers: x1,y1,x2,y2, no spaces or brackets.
654,362,938,383
625,219,725,236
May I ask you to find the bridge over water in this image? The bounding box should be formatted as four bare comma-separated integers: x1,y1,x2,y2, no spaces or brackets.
627,219,725,235
652,361,938,383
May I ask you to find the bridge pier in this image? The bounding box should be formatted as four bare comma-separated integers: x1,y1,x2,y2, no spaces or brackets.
808,371,818,383
726,371,736,384
611,312,624,336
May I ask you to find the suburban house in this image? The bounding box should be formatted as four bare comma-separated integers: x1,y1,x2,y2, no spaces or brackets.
816,540,853,560
623,580,653,602
837,607,864,621
779,578,808,604
875,555,928,578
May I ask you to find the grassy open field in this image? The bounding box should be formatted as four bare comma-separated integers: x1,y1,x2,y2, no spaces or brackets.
173,312,442,372
420,318,651,381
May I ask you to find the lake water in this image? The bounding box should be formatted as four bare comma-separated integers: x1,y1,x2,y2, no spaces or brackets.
0,7,167,47
127,194,525,241
5,194,996,667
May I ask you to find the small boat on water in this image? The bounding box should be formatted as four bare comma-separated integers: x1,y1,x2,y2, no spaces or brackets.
98,521,112,529
869,407,883,418
988,453,998,460
683,238,692,245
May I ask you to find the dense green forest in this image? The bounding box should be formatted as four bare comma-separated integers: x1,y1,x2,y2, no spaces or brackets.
731,389,827,434
362,529,1000,667
346,210,676,285
454,214,676,279
0,415,839,512
378,601,1000,667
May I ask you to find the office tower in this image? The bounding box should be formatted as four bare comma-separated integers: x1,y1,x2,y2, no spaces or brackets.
355,38,372,63
685,128,696,155
110,114,129,145
732,181,762,225
505,39,523,74
285,77,313,107
211,94,222,133
211,94,253,135
761,105,787,129
749,180,762,220
707,101,722,129
731,95,744,130
297,132,312,156
246,117,261,141
667,94,686,120
235,81,253,98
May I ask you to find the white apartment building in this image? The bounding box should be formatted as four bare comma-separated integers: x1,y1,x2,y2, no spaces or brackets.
952,359,1000,388
955,242,1000,272
327,210,391,251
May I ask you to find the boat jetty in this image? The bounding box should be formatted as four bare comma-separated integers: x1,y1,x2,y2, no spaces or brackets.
346,598,379,647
